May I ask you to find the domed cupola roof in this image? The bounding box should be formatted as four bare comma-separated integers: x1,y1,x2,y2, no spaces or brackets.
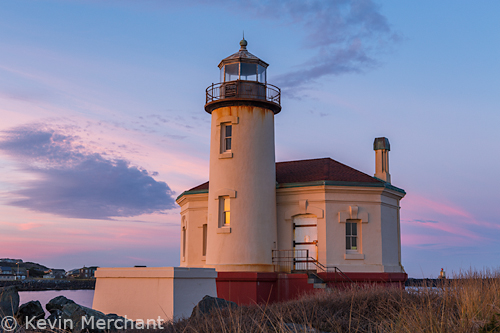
218,39,269,69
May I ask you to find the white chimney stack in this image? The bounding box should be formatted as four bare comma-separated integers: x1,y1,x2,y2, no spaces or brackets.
373,137,391,183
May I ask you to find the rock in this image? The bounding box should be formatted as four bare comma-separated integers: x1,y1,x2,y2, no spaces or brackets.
60,302,128,333
47,308,63,325
0,286,19,318
44,296,128,333
16,300,45,325
46,295,75,313
190,295,238,319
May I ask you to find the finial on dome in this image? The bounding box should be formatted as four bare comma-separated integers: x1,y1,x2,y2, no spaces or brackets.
240,32,247,50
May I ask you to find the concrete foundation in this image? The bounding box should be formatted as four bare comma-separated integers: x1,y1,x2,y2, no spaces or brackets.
92,267,217,321
216,271,407,305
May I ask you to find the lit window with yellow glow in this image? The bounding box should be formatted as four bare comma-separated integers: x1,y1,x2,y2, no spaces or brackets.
219,196,230,227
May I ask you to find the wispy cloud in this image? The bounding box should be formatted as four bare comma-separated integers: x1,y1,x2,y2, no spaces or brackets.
229,0,399,90
409,219,439,224
0,124,176,219
138,0,397,92
401,193,500,249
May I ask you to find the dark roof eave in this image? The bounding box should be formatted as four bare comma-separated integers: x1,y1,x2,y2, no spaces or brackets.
176,180,405,201
218,58,269,68
277,180,406,194
176,189,209,201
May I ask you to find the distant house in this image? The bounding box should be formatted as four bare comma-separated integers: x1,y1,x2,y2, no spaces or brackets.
51,269,66,279
0,266,12,274
0,267,16,280
66,269,80,278
66,266,99,279
79,266,99,278
43,269,66,279
0,259,23,264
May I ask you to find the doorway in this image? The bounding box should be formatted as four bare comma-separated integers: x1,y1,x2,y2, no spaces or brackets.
293,215,318,270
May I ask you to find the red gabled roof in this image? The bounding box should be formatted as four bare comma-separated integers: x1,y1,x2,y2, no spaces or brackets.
188,181,209,191
186,158,381,192
276,157,381,184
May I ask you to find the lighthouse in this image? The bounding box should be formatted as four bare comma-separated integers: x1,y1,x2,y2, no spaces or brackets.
93,39,407,315
204,38,281,272
176,39,407,305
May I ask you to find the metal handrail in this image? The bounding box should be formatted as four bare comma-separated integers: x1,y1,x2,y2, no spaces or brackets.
272,249,353,283
206,81,281,105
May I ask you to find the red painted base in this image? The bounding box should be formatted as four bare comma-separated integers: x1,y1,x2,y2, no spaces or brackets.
216,271,407,305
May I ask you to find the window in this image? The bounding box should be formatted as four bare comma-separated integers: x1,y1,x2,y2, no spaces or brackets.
182,226,186,259
222,124,232,152
240,63,257,81
224,63,239,82
202,224,207,256
346,222,358,250
258,65,266,83
219,196,230,227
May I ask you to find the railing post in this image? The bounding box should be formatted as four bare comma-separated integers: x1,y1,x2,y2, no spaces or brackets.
306,249,309,275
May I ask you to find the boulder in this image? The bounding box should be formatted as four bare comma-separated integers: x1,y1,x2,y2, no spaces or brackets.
190,295,238,319
46,295,75,313
60,302,106,333
0,286,19,318
44,296,128,333
46,308,63,325
60,302,128,333
16,300,45,325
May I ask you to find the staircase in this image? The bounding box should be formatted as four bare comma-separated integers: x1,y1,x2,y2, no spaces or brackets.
307,271,326,289
271,249,353,287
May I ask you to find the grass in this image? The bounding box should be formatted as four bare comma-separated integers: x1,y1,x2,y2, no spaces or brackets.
149,269,500,333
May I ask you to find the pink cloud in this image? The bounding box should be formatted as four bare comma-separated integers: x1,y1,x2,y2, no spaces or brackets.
400,192,499,248
17,222,45,231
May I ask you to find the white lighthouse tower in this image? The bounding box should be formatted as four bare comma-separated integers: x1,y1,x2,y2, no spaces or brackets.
204,39,281,272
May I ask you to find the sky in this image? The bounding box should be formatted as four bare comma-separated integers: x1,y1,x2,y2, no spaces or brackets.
0,0,499,278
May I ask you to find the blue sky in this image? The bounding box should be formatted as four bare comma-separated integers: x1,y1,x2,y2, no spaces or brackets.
0,0,499,278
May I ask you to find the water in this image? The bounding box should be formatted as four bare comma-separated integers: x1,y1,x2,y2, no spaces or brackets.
19,290,94,317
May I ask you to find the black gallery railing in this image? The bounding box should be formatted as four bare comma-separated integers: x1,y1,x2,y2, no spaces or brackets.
206,81,281,105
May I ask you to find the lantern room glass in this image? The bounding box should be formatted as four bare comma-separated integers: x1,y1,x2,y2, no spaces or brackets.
221,63,267,83
240,63,257,81
224,63,239,82
258,65,266,83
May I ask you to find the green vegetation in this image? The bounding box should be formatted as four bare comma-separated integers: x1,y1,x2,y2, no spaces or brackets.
157,269,499,332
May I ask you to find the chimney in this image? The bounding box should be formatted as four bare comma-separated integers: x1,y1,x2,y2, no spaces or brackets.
373,137,391,183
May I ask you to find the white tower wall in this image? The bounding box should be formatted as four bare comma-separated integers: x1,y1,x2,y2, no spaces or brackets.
205,105,277,272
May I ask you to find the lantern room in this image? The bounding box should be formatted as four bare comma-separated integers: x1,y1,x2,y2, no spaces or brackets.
205,39,281,114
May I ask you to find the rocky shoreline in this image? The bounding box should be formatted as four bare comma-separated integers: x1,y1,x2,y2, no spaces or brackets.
0,285,235,333
0,279,95,291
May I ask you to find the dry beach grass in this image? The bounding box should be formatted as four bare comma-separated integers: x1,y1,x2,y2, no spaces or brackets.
152,269,500,333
